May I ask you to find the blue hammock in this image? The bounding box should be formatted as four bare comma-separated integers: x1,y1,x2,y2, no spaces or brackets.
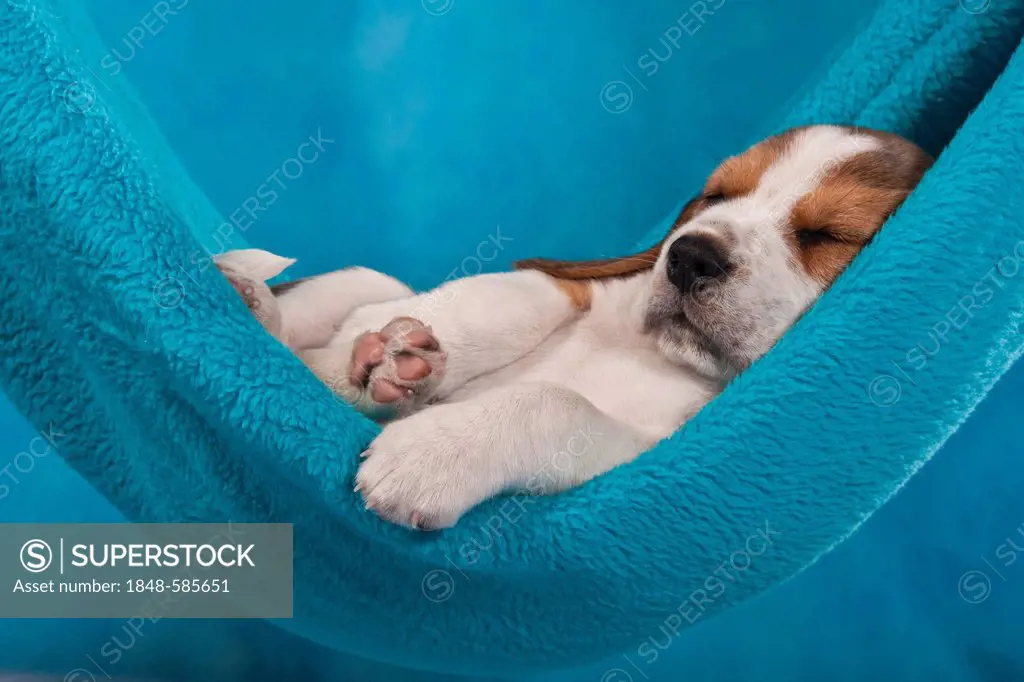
2,0,1024,678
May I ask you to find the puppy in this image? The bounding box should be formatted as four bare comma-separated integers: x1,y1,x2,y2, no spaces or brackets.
216,124,932,530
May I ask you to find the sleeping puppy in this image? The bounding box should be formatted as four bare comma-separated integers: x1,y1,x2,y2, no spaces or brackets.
216,124,932,530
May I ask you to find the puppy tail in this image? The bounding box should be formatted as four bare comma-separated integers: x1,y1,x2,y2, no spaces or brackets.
214,249,296,282
213,249,292,340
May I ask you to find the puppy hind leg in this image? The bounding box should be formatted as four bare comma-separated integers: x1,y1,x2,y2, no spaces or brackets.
213,248,417,353
329,270,583,398
274,267,415,350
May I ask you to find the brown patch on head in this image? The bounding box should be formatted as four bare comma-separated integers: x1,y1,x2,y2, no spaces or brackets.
789,129,933,285
702,129,799,203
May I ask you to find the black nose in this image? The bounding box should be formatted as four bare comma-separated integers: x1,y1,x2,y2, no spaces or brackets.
665,234,731,295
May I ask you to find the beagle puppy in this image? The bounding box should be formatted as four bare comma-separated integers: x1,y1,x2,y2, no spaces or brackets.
216,124,932,530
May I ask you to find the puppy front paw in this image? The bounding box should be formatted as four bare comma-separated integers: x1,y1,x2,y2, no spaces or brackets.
355,409,498,530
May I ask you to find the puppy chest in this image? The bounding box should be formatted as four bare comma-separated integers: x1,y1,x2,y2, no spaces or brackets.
518,339,705,437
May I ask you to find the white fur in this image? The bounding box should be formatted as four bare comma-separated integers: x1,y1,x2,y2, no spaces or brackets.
277,268,413,350
334,271,704,529
221,126,893,529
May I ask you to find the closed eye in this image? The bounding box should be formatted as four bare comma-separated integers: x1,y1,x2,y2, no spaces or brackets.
703,192,726,206
797,228,841,247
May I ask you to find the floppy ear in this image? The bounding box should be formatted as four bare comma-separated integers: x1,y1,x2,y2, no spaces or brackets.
514,243,664,280
514,196,704,280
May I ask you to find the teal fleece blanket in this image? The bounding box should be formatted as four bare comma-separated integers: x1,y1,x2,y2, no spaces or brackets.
2,0,1024,677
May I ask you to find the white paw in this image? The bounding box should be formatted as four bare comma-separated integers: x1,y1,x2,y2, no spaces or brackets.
345,317,446,418
354,407,500,530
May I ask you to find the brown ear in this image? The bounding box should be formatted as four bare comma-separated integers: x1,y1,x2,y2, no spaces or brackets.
514,243,663,280
514,195,704,281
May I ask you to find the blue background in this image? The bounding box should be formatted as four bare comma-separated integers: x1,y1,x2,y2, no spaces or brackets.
3,0,1023,680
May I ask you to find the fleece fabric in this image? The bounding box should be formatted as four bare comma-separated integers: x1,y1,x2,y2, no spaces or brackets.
1,0,1024,678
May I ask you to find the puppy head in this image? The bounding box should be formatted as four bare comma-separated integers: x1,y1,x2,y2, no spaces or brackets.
519,125,932,374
